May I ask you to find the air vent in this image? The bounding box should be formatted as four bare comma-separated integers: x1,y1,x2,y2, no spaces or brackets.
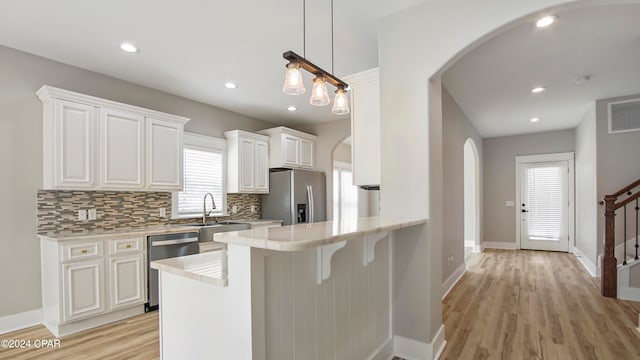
608,98,640,134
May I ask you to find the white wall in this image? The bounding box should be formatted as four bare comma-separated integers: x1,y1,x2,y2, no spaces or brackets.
378,0,575,347
0,44,276,318
442,86,483,282
574,104,598,267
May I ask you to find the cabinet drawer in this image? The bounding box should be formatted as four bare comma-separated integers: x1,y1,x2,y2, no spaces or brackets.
61,241,103,262
109,238,143,255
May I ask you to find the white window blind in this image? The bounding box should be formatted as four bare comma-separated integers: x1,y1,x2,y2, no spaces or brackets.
526,166,562,240
333,163,358,220
172,134,226,218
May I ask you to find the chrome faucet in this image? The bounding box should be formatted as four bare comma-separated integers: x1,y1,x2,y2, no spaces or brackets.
203,193,216,225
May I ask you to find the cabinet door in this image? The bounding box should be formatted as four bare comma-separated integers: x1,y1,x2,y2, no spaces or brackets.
146,117,183,190
299,139,314,169
239,138,255,191
100,108,145,188
53,99,97,188
282,135,299,167
254,140,269,192
62,259,105,323
108,253,145,310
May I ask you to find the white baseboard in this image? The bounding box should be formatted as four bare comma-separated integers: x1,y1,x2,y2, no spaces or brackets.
619,286,640,302
442,263,466,300
0,308,43,335
464,240,482,253
482,242,517,250
571,246,597,277
393,325,446,360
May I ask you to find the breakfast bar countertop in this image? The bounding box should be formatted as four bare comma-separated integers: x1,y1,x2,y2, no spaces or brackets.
214,216,427,251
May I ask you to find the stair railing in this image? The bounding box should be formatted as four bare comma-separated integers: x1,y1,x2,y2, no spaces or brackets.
602,178,640,298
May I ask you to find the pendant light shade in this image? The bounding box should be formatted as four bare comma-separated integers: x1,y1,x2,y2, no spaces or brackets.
282,62,306,95
331,86,350,115
309,76,331,106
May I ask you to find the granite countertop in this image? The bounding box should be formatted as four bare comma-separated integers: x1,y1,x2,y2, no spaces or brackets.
214,216,427,251
151,251,228,287
38,224,203,242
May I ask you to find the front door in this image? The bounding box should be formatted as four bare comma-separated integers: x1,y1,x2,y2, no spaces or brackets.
519,160,570,252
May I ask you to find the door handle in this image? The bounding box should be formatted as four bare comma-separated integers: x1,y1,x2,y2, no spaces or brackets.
521,209,529,213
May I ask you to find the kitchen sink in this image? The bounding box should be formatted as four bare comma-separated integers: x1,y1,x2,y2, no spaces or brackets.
180,222,250,242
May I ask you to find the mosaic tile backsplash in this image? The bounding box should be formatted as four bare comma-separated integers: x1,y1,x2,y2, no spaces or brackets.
37,190,262,234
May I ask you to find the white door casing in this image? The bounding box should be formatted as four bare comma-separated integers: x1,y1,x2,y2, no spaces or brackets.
515,153,574,252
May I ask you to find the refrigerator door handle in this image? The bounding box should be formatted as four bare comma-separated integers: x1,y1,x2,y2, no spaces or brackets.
307,185,314,223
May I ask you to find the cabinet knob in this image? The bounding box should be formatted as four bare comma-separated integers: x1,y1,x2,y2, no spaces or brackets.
126,244,132,249
81,249,88,254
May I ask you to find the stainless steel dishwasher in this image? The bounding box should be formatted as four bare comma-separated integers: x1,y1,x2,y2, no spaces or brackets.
146,232,199,312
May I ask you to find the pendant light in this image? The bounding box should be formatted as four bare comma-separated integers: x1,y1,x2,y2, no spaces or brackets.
331,85,350,114
282,62,305,95
281,0,350,114
310,76,331,106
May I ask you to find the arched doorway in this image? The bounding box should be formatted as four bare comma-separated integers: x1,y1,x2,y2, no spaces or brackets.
463,138,480,258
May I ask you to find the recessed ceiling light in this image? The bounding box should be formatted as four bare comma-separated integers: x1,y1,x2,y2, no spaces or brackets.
287,106,297,112
536,15,557,28
224,82,237,89
120,43,138,53
531,86,546,93
530,117,540,123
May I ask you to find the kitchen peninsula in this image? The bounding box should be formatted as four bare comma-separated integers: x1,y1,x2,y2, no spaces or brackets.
151,216,426,360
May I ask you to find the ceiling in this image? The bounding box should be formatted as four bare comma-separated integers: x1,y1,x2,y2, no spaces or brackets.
2,2,637,134
442,4,640,138
0,0,424,125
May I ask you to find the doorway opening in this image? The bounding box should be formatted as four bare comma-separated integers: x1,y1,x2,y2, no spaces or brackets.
463,138,481,259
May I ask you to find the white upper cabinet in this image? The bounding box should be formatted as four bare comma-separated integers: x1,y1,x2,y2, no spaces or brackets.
146,118,183,190
225,130,270,194
100,108,145,189
37,86,189,191
44,99,98,189
259,127,316,170
344,68,380,187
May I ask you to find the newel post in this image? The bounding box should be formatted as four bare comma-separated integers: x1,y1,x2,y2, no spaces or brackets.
602,195,617,298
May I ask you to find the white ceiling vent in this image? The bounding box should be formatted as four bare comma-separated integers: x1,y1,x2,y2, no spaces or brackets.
608,98,640,134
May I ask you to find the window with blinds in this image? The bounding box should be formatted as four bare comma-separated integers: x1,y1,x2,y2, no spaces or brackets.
333,163,358,220
172,134,226,218
526,166,562,240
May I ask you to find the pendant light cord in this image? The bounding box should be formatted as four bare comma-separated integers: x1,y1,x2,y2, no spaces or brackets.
331,0,334,74
303,0,306,58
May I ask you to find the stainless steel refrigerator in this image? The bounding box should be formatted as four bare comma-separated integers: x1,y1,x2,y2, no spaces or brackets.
262,169,326,226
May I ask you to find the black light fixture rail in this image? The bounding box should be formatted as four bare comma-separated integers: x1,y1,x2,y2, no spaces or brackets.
283,51,349,90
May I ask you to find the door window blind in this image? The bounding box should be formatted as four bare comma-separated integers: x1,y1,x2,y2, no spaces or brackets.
526,166,562,240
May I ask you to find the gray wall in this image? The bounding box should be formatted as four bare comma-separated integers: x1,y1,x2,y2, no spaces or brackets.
483,129,575,245
0,45,276,318
575,104,598,266
333,143,352,163
596,94,640,256
442,86,483,282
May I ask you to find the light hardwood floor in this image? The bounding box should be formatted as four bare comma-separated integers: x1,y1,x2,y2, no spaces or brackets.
0,313,159,360
441,249,640,360
3,249,640,359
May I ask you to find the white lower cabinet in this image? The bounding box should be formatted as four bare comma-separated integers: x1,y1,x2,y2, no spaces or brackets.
108,253,145,310
62,258,105,323
41,236,146,337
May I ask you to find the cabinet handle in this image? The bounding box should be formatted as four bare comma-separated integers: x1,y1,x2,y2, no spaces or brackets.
81,249,88,254
126,244,132,249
